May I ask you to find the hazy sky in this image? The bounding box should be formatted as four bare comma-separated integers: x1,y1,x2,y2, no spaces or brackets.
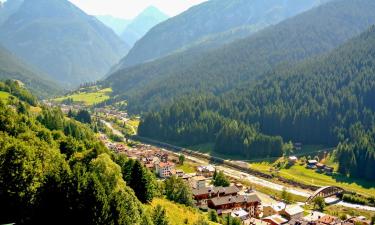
68,0,207,19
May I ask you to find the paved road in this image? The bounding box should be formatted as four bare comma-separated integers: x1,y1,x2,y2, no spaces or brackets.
101,119,124,137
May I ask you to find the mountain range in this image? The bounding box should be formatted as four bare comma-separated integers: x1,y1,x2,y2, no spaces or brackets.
116,0,330,69
96,15,131,36
0,0,128,87
104,0,375,114
120,6,169,47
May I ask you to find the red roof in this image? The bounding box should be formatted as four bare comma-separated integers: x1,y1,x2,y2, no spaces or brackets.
159,162,175,168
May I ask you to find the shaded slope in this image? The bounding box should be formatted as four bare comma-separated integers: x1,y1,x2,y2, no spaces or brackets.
0,0,128,86
0,45,62,98
119,0,327,68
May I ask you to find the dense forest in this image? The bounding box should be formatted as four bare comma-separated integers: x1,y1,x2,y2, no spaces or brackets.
105,0,375,114
117,0,325,68
139,25,375,180
0,81,158,224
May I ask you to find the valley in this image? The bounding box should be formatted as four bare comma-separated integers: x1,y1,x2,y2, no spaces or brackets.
1,0,375,224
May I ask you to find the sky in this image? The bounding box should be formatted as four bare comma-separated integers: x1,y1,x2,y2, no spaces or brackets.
68,0,207,19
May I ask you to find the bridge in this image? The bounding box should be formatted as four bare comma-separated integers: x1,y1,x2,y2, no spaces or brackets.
307,186,345,203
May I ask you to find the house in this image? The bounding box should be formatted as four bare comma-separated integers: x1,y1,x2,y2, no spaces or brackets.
281,205,304,220
316,163,326,171
262,202,286,217
288,156,298,164
307,160,318,169
262,215,288,225
175,169,184,177
324,166,334,174
208,193,261,217
155,162,175,178
192,185,239,201
347,216,371,225
287,218,310,225
246,218,271,225
303,211,327,222
197,165,216,177
231,208,249,220
190,176,207,189
318,215,339,225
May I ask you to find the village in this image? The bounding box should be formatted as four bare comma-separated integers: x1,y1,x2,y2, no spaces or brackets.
99,133,371,225
46,100,374,225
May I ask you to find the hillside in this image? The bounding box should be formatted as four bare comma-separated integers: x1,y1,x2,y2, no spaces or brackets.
117,0,328,69
0,0,129,86
0,81,153,224
120,6,169,47
0,44,61,98
139,24,375,180
105,0,375,113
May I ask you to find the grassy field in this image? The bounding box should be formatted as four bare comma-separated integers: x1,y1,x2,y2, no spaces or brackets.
145,198,218,225
176,162,198,174
55,87,112,106
238,178,308,203
279,165,375,198
0,91,10,100
325,205,375,219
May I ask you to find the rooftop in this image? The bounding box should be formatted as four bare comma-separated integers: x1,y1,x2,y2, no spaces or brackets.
210,193,261,206
192,185,240,196
231,208,249,218
285,204,304,216
263,215,288,225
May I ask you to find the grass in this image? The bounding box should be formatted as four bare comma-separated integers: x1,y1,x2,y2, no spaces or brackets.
325,205,374,219
55,87,112,106
279,165,375,198
0,91,10,100
145,198,218,225
249,162,274,174
127,119,140,129
176,162,198,174
238,178,308,203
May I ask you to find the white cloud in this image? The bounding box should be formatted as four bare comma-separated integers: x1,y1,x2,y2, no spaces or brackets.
69,0,207,19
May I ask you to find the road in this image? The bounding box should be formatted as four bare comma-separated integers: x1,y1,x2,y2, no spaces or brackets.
101,119,124,137
100,118,375,212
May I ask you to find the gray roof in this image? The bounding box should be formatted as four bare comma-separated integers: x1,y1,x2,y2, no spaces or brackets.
210,194,260,206
192,186,239,196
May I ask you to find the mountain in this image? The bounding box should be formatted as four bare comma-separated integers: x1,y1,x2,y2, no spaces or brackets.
0,44,62,98
139,24,375,180
0,0,129,87
105,0,375,113
96,15,130,36
120,6,168,47
0,0,23,26
118,0,329,69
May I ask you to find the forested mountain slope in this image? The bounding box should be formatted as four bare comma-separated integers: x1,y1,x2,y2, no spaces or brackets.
0,45,61,97
0,81,153,224
0,0,128,86
106,0,375,113
118,0,327,68
139,25,375,180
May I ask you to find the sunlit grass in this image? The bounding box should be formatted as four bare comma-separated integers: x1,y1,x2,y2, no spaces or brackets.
55,87,112,106
279,165,375,198
145,198,218,225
